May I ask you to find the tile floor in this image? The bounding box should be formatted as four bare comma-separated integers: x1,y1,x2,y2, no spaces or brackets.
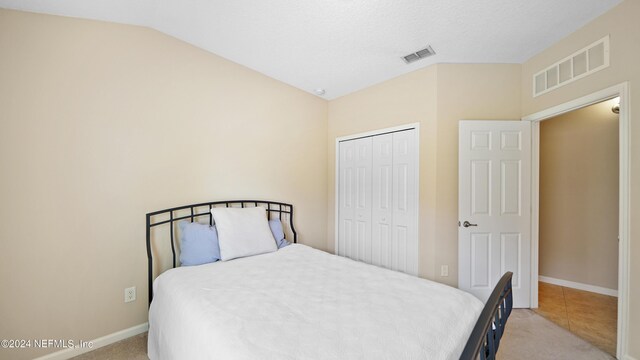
534,281,617,356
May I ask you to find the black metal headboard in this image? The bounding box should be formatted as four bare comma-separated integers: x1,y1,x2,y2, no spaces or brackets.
146,200,297,305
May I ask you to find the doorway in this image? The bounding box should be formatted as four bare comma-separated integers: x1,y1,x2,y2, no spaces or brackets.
535,98,619,356
524,83,630,359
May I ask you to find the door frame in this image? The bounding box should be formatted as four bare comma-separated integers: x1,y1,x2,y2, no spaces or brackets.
522,82,630,358
334,122,420,263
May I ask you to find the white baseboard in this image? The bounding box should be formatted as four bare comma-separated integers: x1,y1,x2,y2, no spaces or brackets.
33,323,148,360
539,276,618,297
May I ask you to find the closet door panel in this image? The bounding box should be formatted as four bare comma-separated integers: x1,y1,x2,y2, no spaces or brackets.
338,140,357,258
354,137,373,262
338,137,372,261
372,134,393,268
392,130,418,275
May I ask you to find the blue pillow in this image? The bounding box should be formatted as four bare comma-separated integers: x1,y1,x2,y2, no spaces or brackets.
269,219,290,249
179,221,221,266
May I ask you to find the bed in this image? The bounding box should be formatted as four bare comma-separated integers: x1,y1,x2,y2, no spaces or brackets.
146,200,512,360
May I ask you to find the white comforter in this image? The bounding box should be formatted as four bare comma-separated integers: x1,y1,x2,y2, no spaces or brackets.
148,244,483,360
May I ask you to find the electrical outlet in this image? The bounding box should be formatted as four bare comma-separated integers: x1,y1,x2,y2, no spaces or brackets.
124,286,136,303
440,265,449,277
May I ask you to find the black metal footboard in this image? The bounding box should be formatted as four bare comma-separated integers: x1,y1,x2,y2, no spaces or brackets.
460,272,514,360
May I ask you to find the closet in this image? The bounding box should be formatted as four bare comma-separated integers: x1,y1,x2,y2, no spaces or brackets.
337,127,418,275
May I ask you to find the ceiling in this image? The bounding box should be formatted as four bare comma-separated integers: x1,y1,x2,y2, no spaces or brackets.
0,0,622,99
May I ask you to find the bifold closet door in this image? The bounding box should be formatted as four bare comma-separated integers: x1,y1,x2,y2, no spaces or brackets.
338,128,418,276
338,136,372,261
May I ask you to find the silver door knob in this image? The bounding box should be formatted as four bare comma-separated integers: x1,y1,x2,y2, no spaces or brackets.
463,221,478,228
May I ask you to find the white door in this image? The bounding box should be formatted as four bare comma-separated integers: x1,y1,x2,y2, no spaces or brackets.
338,136,372,261
458,121,531,308
338,127,418,276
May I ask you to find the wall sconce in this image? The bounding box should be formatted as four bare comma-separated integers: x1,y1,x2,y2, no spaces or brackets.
611,97,620,114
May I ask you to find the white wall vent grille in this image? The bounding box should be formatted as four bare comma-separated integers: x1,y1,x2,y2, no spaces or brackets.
533,36,609,97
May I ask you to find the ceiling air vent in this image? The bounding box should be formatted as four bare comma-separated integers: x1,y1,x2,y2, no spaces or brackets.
402,46,435,64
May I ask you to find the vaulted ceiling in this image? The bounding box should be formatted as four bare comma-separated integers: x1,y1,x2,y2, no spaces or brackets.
0,0,622,99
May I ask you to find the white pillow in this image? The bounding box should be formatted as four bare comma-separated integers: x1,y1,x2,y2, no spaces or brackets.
211,207,278,261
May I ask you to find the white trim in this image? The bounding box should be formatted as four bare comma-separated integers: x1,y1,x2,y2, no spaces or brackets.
33,323,148,360
334,122,420,264
539,276,618,297
530,122,540,309
334,139,339,255
523,82,630,360
618,82,631,360
522,83,621,122
335,123,420,143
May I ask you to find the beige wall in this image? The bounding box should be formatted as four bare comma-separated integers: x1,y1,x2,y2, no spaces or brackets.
539,99,619,290
0,9,327,360
433,64,522,285
521,0,639,357
327,64,521,284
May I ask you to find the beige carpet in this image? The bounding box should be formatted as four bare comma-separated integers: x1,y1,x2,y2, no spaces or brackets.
71,310,614,360
498,310,614,360
71,333,148,360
